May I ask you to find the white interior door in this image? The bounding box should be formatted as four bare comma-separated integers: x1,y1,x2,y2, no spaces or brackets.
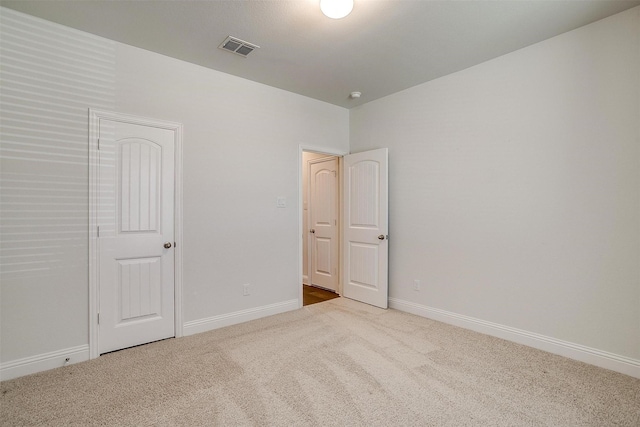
343,148,389,308
97,117,175,354
310,158,339,291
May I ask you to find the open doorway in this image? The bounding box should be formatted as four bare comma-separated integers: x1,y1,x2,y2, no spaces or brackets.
302,151,341,306
299,147,390,309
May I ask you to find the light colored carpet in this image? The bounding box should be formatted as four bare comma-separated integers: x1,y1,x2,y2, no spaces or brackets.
1,297,639,426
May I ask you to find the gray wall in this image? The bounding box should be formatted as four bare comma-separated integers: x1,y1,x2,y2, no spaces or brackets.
0,7,349,367
2,5,639,378
0,9,116,362
350,7,640,360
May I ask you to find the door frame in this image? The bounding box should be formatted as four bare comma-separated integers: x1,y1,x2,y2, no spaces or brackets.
88,109,184,359
298,145,347,308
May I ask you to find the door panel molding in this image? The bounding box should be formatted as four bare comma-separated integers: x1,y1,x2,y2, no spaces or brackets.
89,109,183,359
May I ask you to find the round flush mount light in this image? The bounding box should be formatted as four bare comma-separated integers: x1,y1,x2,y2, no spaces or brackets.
320,0,354,19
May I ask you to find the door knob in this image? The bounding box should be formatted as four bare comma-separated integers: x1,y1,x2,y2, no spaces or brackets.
378,235,385,240
164,242,172,249
310,229,315,234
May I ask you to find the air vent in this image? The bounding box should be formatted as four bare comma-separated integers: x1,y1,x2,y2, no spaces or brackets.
219,36,259,57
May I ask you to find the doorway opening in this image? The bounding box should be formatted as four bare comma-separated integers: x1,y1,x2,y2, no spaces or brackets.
299,146,389,309
301,150,341,306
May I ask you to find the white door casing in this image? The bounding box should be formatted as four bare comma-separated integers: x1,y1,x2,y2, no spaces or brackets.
342,148,389,308
89,110,183,357
309,158,339,291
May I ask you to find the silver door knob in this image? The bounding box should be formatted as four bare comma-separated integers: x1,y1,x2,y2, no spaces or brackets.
164,242,172,249
378,235,385,240
310,229,315,234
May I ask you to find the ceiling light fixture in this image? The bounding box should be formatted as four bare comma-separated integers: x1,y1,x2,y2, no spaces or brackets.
320,0,354,19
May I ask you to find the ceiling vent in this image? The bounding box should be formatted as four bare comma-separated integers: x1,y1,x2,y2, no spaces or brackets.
219,36,259,57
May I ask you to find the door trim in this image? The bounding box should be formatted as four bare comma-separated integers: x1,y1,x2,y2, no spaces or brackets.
298,145,347,308
88,109,183,359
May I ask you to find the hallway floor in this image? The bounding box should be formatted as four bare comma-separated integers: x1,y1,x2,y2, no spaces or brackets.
303,285,339,306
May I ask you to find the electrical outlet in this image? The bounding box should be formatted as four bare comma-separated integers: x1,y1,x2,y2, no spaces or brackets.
243,284,250,296
414,279,421,291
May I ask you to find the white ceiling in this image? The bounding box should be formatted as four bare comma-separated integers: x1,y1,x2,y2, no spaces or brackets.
2,0,639,108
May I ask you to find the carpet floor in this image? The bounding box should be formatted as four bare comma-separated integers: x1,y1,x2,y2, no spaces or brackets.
1,298,639,426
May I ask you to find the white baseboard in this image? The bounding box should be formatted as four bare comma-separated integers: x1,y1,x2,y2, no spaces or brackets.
0,345,89,382
183,299,299,336
302,275,309,286
389,298,640,379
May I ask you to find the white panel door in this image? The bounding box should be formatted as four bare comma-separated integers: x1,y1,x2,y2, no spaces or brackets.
98,118,175,354
343,148,388,308
310,158,339,291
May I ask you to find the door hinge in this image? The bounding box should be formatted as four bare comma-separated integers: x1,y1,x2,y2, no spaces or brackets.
97,138,100,150
97,313,100,324
97,226,100,237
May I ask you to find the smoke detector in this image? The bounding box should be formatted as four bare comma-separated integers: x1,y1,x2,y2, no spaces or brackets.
219,36,260,57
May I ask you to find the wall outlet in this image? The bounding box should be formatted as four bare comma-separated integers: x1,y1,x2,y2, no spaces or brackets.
243,284,250,296
414,279,421,291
